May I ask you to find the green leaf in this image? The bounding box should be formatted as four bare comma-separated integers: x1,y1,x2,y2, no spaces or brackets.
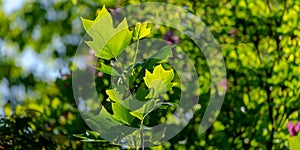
73,133,88,139
85,107,121,132
86,130,100,139
106,88,144,119
149,127,167,144
127,45,174,96
134,85,149,101
130,99,159,120
143,64,174,98
81,139,107,142
133,45,174,69
156,102,178,109
81,5,132,60
71,0,77,5
106,87,146,110
73,130,107,142
94,63,120,76
81,5,111,32
111,101,135,125
132,22,151,41
289,136,300,150
129,110,142,121
84,107,136,142
106,88,124,102
148,45,174,61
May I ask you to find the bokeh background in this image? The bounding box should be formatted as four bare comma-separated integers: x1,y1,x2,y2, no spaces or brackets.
1,0,300,149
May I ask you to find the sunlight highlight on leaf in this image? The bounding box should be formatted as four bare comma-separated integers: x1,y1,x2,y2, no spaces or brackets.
132,22,151,41
81,5,132,60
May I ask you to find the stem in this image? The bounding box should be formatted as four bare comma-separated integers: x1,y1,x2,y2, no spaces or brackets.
138,118,145,150
137,104,157,150
132,39,140,70
114,56,129,86
114,56,125,73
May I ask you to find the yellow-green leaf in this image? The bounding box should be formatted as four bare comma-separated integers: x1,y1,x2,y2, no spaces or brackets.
143,64,174,98
129,99,159,120
81,5,132,60
94,63,120,76
132,22,151,41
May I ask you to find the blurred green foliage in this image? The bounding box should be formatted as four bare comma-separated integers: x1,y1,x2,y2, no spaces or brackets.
0,0,300,149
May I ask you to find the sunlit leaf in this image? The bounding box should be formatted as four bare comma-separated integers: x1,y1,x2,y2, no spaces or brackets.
71,0,77,5
132,22,151,41
130,99,159,120
288,136,300,150
106,87,146,110
73,130,107,142
81,5,132,60
143,64,174,98
106,88,124,103
85,107,121,131
149,127,167,144
156,102,178,109
133,45,174,69
94,63,120,76
111,101,135,125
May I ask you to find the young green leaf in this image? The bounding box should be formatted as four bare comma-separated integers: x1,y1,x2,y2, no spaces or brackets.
106,88,155,122
137,45,174,70
143,64,174,98
73,131,107,142
85,107,121,132
86,130,100,138
148,45,174,61
149,127,167,145
132,22,151,41
156,102,178,109
106,87,149,110
84,107,136,142
106,88,125,103
81,5,111,31
130,45,174,78
128,45,174,90
81,5,132,60
111,101,135,125
134,85,149,101
129,99,159,120
94,63,120,76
